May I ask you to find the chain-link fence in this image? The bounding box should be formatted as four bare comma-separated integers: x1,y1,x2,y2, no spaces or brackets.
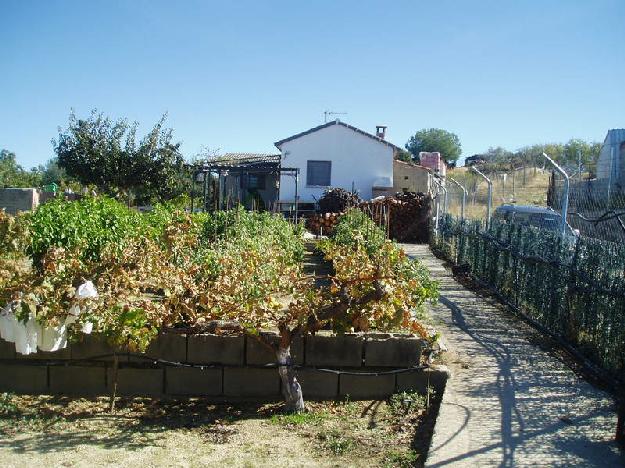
550,174,625,243
440,165,553,220
431,215,625,382
439,158,625,244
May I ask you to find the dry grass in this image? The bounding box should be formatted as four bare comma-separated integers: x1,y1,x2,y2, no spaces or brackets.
446,166,552,219
0,393,440,467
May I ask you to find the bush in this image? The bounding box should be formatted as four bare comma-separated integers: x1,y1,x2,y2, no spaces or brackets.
201,207,304,264
319,209,438,334
28,197,147,264
331,209,386,256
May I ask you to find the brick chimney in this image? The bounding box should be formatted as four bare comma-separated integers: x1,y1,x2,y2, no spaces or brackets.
376,125,387,140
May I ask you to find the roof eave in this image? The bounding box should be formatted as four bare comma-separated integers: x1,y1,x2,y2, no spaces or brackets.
274,120,402,152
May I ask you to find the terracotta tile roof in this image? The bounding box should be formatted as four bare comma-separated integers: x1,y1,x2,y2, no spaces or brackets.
274,120,402,151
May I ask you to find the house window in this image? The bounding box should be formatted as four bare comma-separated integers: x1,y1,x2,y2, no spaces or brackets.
248,174,266,190
307,160,331,186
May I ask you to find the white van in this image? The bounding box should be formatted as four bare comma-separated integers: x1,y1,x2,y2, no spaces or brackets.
493,204,579,238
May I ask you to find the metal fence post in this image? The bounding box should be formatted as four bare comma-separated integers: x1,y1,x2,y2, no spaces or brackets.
294,170,299,224
442,182,448,217
608,147,615,207
448,177,468,220
542,152,570,237
432,178,441,235
471,166,492,227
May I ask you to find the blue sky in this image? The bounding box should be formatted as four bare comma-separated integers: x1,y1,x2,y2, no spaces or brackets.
1,0,624,168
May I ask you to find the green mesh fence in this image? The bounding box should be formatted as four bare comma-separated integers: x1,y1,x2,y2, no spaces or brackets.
431,215,625,380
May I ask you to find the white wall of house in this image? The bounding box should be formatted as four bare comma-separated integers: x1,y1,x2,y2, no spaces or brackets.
596,129,625,187
277,123,394,202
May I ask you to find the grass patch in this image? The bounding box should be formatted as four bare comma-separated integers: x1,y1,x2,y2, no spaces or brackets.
383,449,419,467
0,393,18,416
317,429,355,455
269,411,326,426
389,390,431,417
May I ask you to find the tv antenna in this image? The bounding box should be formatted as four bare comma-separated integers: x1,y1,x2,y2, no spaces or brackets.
324,110,347,123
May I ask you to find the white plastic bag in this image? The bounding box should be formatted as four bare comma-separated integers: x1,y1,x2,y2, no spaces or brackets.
0,306,13,341
77,281,98,299
14,314,40,355
38,323,68,352
65,281,98,334
0,303,15,342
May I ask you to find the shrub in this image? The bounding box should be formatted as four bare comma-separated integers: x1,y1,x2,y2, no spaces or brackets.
28,197,147,264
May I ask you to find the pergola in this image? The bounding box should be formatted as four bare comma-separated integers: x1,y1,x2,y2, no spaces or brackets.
186,154,301,221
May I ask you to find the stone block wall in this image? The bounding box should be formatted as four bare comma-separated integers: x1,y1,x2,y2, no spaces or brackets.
0,331,448,400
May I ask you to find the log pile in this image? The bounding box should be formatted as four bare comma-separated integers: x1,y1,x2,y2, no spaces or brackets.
318,188,361,213
359,192,432,243
305,212,342,235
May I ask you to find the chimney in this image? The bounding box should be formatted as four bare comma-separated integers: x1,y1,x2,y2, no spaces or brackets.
376,125,387,140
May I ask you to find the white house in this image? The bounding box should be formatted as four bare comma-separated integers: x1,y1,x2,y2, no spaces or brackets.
275,120,402,204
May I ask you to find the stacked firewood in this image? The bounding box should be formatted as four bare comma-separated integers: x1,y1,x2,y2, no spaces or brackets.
305,212,342,235
359,192,432,243
318,188,361,213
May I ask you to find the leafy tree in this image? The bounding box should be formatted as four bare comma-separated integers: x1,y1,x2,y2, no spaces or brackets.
563,139,601,176
54,111,186,204
0,149,43,188
483,146,514,164
40,158,68,187
394,149,412,163
405,128,462,164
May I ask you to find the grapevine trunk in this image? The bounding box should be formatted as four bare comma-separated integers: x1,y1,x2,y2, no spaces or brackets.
277,345,305,413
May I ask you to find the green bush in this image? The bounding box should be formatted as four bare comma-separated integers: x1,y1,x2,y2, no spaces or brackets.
331,209,385,256
201,207,304,265
28,196,146,264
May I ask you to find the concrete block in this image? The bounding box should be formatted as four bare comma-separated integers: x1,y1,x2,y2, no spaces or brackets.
21,346,71,361
49,366,106,395
132,333,187,363
396,366,450,395
296,368,338,399
0,338,15,360
305,334,363,367
246,333,303,366
71,335,126,362
165,367,222,396
223,367,280,397
365,336,425,367
0,364,48,394
107,368,163,396
0,188,39,215
339,373,396,400
187,334,244,365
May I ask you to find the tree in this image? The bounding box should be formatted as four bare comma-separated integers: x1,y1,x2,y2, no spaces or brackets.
40,158,67,187
405,128,462,164
563,139,601,177
0,149,43,188
54,110,186,204
394,148,412,163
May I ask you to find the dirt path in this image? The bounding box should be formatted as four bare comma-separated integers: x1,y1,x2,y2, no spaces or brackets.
402,243,624,467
